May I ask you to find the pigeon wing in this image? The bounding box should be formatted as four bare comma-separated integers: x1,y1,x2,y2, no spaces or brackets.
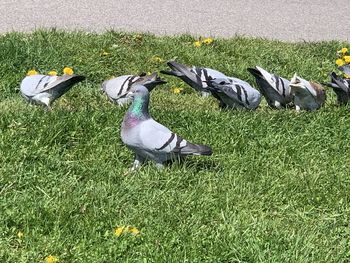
139,119,212,156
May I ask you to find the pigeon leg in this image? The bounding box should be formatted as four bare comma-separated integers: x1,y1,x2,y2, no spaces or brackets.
274,101,281,108
155,163,164,170
201,91,211,97
131,154,145,171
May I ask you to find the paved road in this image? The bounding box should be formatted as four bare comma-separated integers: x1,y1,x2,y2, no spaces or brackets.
1,0,350,42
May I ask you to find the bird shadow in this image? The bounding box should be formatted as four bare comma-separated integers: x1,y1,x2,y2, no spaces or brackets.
166,157,222,173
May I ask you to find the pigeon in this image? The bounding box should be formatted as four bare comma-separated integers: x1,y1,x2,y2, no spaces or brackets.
20,74,85,109
121,85,212,170
101,72,166,106
289,74,326,111
161,60,227,97
339,64,350,76
322,72,350,105
247,66,292,108
206,77,261,110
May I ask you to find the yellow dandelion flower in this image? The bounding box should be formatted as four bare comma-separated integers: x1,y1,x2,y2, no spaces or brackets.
203,37,214,45
336,59,345,66
344,74,350,79
172,87,184,94
114,226,125,237
63,67,74,75
149,56,164,63
344,56,350,63
193,41,202,48
17,231,24,238
127,226,140,235
27,69,38,76
341,47,348,54
48,71,57,76
46,255,59,263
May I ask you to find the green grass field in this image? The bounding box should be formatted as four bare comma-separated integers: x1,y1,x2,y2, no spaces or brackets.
1,30,350,262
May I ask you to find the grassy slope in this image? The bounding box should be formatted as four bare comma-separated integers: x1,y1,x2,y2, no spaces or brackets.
0,30,350,262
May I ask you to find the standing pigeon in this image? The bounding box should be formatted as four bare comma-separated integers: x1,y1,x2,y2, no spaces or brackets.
20,74,85,109
289,74,326,111
161,60,227,97
247,66,292,108
206,77,261,110
121,85,212,170
323,72,350,105
101,72,166,106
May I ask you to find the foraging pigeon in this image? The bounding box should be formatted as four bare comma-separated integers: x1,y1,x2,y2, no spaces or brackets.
121,85,212,169
322,72,350,105
289,74,326,111
161,60,227,97
101,72,166,106
339,65,350,76
247,66,292,108
20,74,85,109
206,77,261,110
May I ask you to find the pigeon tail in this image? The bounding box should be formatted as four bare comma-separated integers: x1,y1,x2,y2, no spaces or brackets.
133,72,167,91
179,142,213,156
161,60,194,78
247,67,263,79
52,75,86,99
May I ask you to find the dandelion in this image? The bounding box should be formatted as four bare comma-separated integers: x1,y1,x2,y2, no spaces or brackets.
127,226,140,235
114,226,125,237
149,56,164,63
341,47,348,54
172,87,184,94
45,255,59,263
336,59,345,66
48,71,58,76
344,56,350,63
63,67,74,75
203,37,214,45
27,69,38,76
193,41,202,48
17,231,24,238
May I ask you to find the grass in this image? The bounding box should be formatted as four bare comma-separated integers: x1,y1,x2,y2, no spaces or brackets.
1,29,350,262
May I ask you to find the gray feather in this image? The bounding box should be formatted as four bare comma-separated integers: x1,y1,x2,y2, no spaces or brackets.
20,74,85,108
207,77,261,110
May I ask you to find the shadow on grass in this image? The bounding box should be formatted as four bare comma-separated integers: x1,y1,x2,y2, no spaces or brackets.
168,157,222,173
